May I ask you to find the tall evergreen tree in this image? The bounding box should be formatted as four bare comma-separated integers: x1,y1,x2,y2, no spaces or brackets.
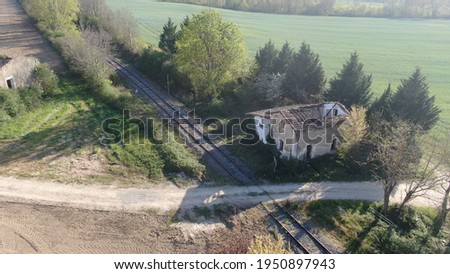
390,68,440,131
283,42,326,103
324,52,372,108
367,84,393,122
159,18,178,54
274,41,294,74
180,16,190,31
255,40,278,75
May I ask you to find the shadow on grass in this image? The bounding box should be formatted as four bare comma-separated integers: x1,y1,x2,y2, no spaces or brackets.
0,88,114,166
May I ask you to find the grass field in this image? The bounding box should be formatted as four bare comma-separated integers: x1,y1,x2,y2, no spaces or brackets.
0,78,204,184
106,0,450,122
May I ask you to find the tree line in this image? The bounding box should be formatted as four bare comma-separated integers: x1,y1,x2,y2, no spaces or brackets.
20,0,140,109
162,0,450,18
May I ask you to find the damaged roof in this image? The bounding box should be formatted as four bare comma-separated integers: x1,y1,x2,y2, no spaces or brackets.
0,55,12,69
247,102,348,130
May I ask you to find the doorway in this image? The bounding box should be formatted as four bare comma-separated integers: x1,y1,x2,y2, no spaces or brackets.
6,77,15,89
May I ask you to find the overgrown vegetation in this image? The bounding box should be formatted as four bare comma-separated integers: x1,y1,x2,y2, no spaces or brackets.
163,0,450,18
0,63,59,122
288,200,449,253
248,235,293,254
14,0,205,182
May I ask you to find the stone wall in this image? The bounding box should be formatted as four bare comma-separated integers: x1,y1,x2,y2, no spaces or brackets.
0,56,38,89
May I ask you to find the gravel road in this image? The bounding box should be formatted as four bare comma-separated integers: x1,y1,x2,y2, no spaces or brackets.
0,176,444,212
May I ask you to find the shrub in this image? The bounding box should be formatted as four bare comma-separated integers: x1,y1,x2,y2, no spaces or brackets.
34,63,59,96
157,140,205,179
136,48,170,79
0,89,25,118
19,85,43,110
248,235,292,254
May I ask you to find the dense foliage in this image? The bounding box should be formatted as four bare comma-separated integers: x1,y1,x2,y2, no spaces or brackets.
324,52,373,108
175,10,247,103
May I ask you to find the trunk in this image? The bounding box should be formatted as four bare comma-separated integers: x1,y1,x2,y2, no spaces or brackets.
432,184,450,236
397,191,413,213
383,188,390,214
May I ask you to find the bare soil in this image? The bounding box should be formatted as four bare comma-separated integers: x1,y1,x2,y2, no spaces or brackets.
0,0,63,71
0,201,269,254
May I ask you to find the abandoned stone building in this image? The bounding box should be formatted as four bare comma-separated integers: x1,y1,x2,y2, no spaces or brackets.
248,102,349,160
0,55,38,89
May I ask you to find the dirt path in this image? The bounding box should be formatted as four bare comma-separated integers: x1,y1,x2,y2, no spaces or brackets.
0,176,444,213
0,0,63,70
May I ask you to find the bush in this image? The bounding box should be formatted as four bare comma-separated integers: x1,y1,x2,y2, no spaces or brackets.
157,140,206,179
248,235,292,254
34,63,59,96
0,89,25,118
19,85,43,110
136,48,170,79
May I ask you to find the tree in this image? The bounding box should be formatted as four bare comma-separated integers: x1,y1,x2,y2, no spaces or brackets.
390,68,440,131
78,0,109,30
433,129,450,236
22,0,79,35
253,73,285,106
283,42,326,103
324,52,372,108
159,18,179,54
59,30,112,82
255,40,278,75
397,137,443,212
108,9,139,52
175,10,247,103
371,119,422,213
337,106,372,173
367,84,393,124
274,41,294,74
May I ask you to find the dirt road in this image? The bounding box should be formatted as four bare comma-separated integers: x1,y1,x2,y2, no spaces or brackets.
0,0,63,70
0,176,444,213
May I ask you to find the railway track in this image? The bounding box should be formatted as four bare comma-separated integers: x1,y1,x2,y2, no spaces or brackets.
106,57,253,184
107,57,333,254
262,202,331,254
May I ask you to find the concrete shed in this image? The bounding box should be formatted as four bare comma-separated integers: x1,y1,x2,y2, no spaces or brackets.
0,55,39,89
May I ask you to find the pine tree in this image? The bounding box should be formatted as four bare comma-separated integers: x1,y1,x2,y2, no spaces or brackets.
324,52,372,108
255,40,278,75
159,18,178,54
367,84,392,122
283,42,326,103
390,68,440,131
274,41,293,74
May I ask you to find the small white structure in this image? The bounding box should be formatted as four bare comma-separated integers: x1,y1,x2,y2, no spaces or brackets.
0,55,39,89
248,102,349,160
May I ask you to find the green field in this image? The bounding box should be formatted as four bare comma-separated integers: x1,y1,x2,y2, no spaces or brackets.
106,0,450,122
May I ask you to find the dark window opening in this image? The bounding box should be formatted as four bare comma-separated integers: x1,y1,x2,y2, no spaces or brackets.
279,119,286,132
259,123,264,129
334,109,339,116
279,140,284,151
6,78,14,89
